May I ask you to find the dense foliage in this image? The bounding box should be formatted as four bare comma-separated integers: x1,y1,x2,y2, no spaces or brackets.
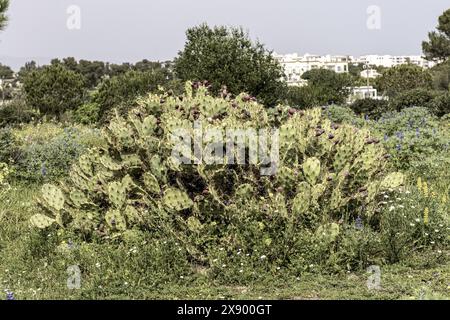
174,24,286,107
23,64,86,118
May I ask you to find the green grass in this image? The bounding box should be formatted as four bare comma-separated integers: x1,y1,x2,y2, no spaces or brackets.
0,186,448,300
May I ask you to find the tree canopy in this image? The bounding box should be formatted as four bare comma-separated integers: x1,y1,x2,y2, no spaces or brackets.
23,64,86,117
174,24,286,106
0,0,9,31
422,8,450,61
376,64,433,98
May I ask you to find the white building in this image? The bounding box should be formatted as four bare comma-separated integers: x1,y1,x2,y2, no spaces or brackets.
275,53,350,86
347,86,388,104
355,55,436,69
360,68,381,79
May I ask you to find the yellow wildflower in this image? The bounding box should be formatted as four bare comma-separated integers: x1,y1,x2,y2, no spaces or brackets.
423,207,429,225
422,181,429,197
442,194,448,205
417,177,422,191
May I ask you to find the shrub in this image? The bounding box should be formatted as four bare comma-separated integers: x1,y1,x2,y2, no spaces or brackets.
376,64,433,98
350,98,390,119
285,85,321,109
389,88,436,112
0,98,38,126
427,92,450,117
94,70,167,121
32,83,404,272
373,107,448,170
301,69,353,105
322,105,366,127
0,127,20,164
23,64,86,118
14,127,86,183
74,102,101,124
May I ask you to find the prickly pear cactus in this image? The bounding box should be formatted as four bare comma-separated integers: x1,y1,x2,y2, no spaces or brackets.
33,82,403,263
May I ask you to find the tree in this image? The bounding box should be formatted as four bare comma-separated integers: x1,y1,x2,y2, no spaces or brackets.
0,0,9,31
376,64,433,98
174,24,286,106
285,85,322,109
300,69,353,105
423,9,450,61
0,63,13,79
18,61,38,81
23,64,85,117
94,69,168,120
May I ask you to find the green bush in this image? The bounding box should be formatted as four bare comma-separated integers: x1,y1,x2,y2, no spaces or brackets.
94,70,167,121
0,127,20,164
373,107,448,170
285,85,321,109
322,105,366,127
0,98,38,126
427,92,450,117
14,127,86,183
350,98,390,119
74,102,101,124
23,64,86,118
389,88,436,112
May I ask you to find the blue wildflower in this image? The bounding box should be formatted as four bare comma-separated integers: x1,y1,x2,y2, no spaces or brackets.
355,216,363,230
41,163,47,177
384,134,389,142
6,291,14,300
416,128,420,137
364,114,369,121
396,131,404,140
396,144,402,151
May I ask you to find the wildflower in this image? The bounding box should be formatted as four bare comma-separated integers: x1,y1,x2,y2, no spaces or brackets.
389,206,395,212
396,144,402,151
410,223,415,227
384,134,389,142
416,128,420,137
415,218,420,223
423,207,429,225
41,164,47,177
355,216,363,230
441,194,447,204
422,181,429,197
221,264,226,268
260,255,267,260
6,291,14,300
417,177,422,191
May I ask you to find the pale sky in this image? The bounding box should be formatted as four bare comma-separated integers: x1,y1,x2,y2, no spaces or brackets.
0,0,448,70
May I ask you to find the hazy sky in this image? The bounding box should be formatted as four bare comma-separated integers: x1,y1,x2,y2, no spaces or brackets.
0,0,448,69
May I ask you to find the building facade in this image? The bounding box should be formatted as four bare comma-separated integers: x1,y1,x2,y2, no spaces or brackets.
274,53,350,86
